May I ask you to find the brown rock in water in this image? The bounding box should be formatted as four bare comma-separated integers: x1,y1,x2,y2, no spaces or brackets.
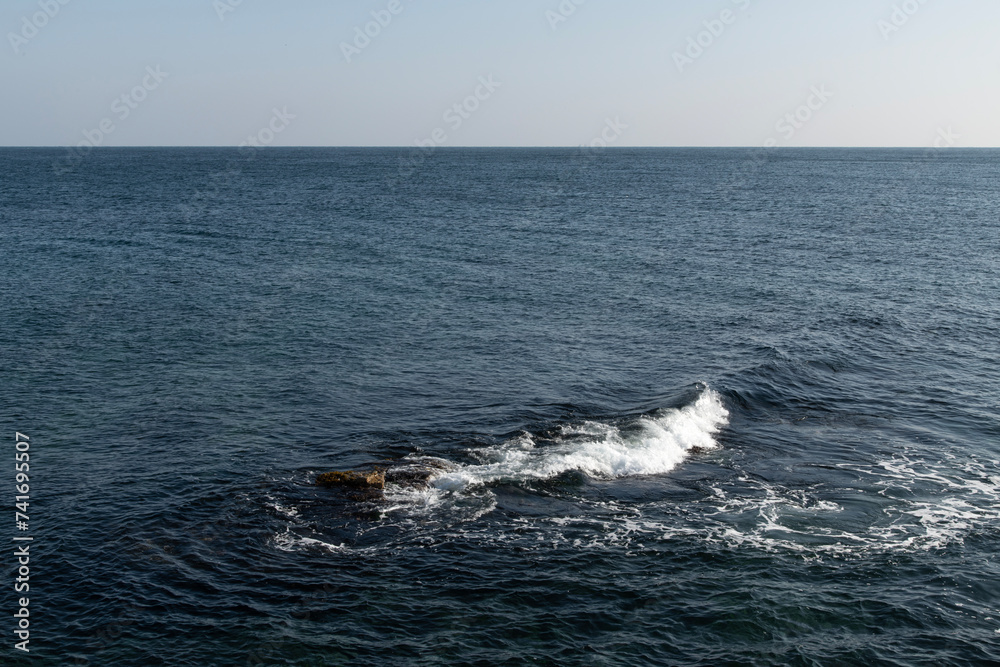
316,469,385,490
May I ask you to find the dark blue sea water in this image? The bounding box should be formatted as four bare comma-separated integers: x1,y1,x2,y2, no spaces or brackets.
2,148,999,665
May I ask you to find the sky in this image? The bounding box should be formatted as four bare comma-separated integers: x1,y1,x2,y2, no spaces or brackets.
2,0,998,147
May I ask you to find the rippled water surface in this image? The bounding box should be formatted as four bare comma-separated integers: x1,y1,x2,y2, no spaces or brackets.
2,148,999,665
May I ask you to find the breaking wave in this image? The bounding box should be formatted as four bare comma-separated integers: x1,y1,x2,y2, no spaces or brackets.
429,388,729,492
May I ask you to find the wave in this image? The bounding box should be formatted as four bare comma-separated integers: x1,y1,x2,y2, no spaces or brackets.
272,386,1000,558
428,387,729,492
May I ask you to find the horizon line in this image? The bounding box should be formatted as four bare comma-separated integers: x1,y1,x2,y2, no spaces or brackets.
1,145,996,150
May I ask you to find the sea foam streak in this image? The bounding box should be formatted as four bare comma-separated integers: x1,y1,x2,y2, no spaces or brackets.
430,388,729,492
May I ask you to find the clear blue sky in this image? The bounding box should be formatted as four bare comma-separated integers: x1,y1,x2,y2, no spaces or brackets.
2,0,997,146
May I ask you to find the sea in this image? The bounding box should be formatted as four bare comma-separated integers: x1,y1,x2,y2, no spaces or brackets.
1,147,998,666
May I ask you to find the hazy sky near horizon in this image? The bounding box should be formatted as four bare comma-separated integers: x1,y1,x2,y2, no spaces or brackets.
2,0,998,147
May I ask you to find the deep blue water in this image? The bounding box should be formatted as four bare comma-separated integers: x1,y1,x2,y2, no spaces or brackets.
2,147,999,665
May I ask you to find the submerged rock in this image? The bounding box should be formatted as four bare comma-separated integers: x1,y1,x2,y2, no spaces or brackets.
384,456,456,489
316,469,385,490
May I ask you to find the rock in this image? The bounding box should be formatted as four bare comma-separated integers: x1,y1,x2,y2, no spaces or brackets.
315,457,454,495
316,469,385,490
384,456,456,489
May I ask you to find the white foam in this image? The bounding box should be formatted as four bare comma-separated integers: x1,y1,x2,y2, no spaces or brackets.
694,453,1000,556
430,388,729,491
273,527,345,553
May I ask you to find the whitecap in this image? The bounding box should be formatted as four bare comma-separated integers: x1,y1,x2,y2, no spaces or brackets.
429,388,729,492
